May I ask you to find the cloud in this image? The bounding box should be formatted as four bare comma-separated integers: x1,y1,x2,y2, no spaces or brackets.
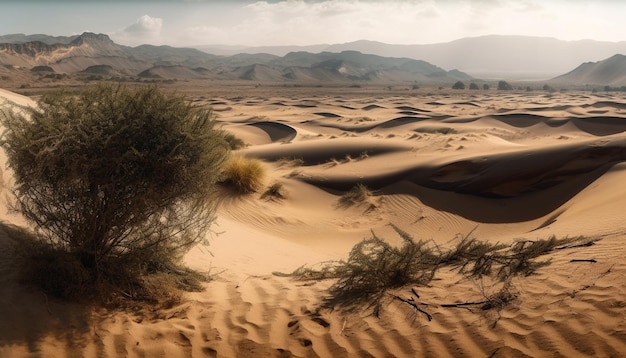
120,14,163,35
111,15,163,45
160,0,626,46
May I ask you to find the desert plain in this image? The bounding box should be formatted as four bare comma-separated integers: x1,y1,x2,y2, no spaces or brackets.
0,84,625,357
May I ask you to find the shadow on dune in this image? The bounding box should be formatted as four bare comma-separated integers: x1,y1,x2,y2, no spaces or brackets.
571,117,626,136
299,139,626,223
0,223,94,354
454,112,626,136
246,121,297,143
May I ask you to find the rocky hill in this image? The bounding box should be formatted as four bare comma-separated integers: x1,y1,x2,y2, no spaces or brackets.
551,54,626,87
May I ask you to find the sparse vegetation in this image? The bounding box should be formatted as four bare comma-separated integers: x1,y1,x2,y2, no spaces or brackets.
338,183,372,207
261,182,287,200
220,155,266,194
0,84,230,304
469,83,479,90
278,225,579,317
452,81,465,90
543,84,557,93
497,80,513,90
223,132,246,149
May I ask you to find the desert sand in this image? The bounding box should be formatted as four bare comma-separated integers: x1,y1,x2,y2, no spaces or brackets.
0,87,625,357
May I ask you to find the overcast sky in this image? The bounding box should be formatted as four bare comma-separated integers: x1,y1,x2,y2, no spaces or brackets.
1,0,625,47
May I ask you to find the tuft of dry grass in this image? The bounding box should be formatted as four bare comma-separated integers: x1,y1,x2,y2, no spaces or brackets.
338,183,372,207
220,155,266,194
261,182,287,201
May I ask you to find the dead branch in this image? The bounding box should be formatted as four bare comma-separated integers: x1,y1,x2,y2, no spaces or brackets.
392,294,433,321
440,300,488,308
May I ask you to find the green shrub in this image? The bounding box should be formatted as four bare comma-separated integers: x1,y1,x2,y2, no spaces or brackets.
220,155,265,193
0,84,229,303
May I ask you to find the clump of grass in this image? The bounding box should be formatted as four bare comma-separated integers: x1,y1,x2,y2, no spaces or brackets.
220,155,265,193
338,183,372,207
261,182,286,201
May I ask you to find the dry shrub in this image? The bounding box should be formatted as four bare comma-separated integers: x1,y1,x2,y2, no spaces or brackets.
280,226,579,316
0,84,228,304
442,234,574,281
220,155,266,193
284,226,439,316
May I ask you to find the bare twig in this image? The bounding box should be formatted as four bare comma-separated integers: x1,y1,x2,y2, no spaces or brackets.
392,294,433,321
440,300,488,308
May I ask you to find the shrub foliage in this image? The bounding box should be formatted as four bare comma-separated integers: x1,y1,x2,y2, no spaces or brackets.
0,84,230,301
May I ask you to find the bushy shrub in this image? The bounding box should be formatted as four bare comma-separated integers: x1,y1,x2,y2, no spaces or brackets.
452,81,465,90
220,155,265,193
0,84,230,302
498,80,513,90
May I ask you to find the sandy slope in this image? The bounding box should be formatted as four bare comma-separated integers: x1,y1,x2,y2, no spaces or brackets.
1,88,625,357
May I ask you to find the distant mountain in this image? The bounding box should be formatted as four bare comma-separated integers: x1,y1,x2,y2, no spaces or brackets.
551,54,626,86
198,36,626,79
0,32,470,83
0,33,78,45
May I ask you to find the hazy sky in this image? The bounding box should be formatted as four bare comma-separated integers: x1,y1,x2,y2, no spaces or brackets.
1,0,625,47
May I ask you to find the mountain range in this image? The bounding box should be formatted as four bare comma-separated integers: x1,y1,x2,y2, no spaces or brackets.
0,33,469,84
198,36,626,80
1,32,625,86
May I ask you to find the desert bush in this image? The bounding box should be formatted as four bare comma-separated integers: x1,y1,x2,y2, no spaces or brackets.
220,155,265,193
498,80,513,90
469,83,479,90
0,84,230,302
452,81,465,90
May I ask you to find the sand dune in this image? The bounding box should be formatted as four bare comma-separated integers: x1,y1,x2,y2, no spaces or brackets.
1,89,626,357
